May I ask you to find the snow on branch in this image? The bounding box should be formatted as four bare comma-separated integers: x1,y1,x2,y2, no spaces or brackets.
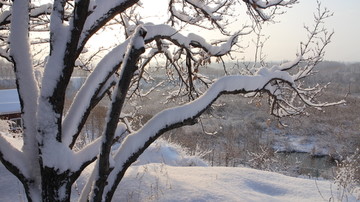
62,39,131,147
244,0,297,21
103,68,294,198
85,25,146,202
278,55,302,71
169,0,236,34
0,9,10,26
0,3,51,26
73,123,127,172
64,23,243,147
30,3,52,17
144,24,245,56
0,135,30,180
78,0,139,50
185,0,224,21
71,137,101,169
9,0,39,166
247,0,297,8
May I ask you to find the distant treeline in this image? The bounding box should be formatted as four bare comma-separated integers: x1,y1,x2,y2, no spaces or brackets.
1,60,359,92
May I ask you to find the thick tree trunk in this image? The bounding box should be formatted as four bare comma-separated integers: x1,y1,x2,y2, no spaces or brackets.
41,167,73,202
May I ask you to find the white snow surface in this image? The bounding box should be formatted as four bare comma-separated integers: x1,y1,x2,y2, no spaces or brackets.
132,139,208,167
0,137,359,201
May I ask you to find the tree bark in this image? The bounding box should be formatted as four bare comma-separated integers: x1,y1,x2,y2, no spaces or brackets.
41,167,73,202
91,27,146,202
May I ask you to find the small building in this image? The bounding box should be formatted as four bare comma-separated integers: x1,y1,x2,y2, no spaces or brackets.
0,89,22,131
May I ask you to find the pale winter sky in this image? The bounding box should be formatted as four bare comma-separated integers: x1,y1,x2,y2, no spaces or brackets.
95,0,359,63
142,0,359,62
260,0,360,62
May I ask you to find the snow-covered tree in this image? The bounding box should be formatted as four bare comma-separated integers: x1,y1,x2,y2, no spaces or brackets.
0,0,342,201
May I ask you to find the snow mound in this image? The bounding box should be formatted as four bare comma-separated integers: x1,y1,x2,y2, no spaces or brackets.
134,138,208,167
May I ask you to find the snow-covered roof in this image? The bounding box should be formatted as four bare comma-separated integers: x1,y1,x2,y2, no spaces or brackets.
0,89,21,115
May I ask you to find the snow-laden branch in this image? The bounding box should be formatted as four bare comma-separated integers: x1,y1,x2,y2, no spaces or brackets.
64,23,244,147
73,123,127,173
247,0,297,8
102,67,294,200
72,136,101,167
292,85,345,108
62,39,131,147
185,0,224,21
278,55,302,71
144,24,246,56
244,0,297,21
87,25,146,202
78,0,139,51
0,3,52,26
0,9,11,26
30,3,52,17
9,0,39,179
170,0,223,23
39,0,69,98
0,134,30,180
169,0,234,33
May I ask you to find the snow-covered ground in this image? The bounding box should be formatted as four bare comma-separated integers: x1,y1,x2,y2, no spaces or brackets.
0,138,359,202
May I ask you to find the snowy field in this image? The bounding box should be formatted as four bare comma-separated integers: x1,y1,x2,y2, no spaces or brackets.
0,138,359,202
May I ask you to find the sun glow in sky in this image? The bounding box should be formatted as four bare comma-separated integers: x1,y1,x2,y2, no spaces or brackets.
96,0,359,62
141,0,359,62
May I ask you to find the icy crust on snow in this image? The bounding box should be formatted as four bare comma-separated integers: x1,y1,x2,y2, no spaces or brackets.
144,24,238,56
